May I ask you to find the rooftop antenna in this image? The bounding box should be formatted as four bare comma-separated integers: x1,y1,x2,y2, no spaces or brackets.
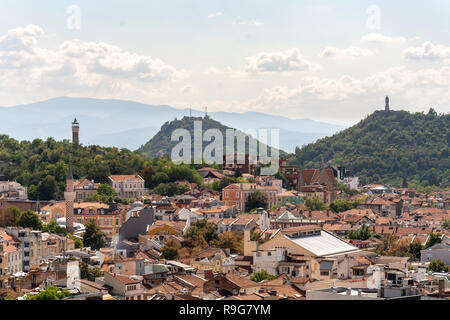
205,106,208,118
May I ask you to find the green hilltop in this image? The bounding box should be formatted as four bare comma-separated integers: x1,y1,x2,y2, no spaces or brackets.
137,116,287,160
289,109,450,188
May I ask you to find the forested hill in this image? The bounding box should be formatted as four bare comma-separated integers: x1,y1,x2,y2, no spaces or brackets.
137,116,287,159
0,135,154,200
0,134,211,201
289,109,450,188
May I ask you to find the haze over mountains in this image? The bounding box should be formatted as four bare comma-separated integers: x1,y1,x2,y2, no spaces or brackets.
0,97,346,153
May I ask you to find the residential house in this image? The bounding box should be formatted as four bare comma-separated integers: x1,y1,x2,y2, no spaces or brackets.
109,175,148,199
203,273,260,296
191,248,235,274
222,183,280,212
103,272,145,300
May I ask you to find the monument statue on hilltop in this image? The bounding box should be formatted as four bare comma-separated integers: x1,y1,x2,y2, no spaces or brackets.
385,96,390,111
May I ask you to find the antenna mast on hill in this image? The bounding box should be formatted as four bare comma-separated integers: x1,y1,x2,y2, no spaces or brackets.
205,106,208,118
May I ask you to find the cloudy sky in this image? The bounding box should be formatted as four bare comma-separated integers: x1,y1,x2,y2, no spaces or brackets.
0,0,449,125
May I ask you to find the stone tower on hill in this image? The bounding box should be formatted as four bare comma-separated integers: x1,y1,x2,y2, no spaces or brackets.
72,118,79,147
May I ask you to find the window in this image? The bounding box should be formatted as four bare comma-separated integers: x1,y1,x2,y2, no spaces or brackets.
267,252,272,256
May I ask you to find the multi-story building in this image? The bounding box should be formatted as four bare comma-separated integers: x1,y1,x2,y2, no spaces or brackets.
103,272,145,300
299,168,337,204
4,227,40,272
279,160,300,190
4,227,74,271
222,154,258,175
0,198,50,212
39,202,66,223
74,179,99,202
40,202,127,238
0,230,22,284
0,181,27,199
222,183,280,212
74,202,127,238
108,175,147,199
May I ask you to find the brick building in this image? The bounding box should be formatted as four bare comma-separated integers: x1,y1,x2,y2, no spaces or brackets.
222,183,280,212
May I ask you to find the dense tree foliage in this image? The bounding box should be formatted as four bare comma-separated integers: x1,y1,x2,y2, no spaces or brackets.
80,261,104,281
211,231,244,254
425,232,442,248
150,182,190,197
330,198,363,213
185,220,219,245
442,219,450,230
408,241,424,261
210,177,239,192
0,135,153,200
137,116,287,160
305,197,327,211
85,183,131,204
250,269,276,282
290,110,450,188
16,210,42,230
0,206,22,227
161,239,182,260
0,135,205,200
246,190,268,211
428,259,449,273
348,226,372,240
26,286,70,300
375,235,427,261
82,220,107,250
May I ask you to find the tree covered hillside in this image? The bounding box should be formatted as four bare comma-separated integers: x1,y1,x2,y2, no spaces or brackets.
0,135,203,201
137,116,287,159
289,109,450,188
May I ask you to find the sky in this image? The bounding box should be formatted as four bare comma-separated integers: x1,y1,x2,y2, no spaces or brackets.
0,0,449,125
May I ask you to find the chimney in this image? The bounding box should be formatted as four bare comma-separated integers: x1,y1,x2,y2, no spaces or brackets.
439,279,445,298
326,210,330,217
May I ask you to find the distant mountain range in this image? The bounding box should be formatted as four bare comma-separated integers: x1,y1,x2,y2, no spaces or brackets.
0,97,346,153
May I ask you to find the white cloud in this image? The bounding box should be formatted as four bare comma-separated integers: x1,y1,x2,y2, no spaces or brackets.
247,65,450,113
360,33,407,44
181,84,194,94
0,25,186,103
0,24,44,52
233,17,264,26
208,12,223,18
245,48,319,74
319,46,374,60
205,66,246,79
404,41,450,62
